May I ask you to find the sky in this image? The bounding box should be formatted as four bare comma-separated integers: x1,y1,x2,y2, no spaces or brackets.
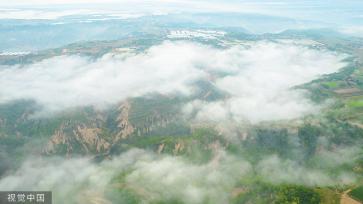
0,0,362,35
0,0,362,24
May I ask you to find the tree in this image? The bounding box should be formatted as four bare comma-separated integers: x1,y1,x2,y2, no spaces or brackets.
275,185,321,204
298,124,320,158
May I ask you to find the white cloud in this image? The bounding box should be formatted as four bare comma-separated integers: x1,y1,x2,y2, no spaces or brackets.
0,9,93,20
0,0,254,15
0,149,251,204
0,149,147,203
0,41,206,113
183,41,346,123
0,0,361,28
0,148,357,203
0,41,346,121
126,150,250,203
0,1,262,20
257,155,356,186
1,0,360,25
0,8,146,20
340,26,363,37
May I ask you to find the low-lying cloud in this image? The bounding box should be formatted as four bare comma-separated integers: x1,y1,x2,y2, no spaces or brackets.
0,149,251,204
0,42,207,112
183,42,346,123
0,41,346,122
257,155,356,186
0,147,357,203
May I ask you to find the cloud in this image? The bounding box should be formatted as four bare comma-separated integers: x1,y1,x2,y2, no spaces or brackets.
0,41,346,121
0,149,251,204
0,0,263,15
2,0,362,27
0,41,206,113
0,147,358,203
0,41,345,121
0,9,95,20
256,155,357,186
0,149,145,203
125,150,250,203
339,26,363,37
0,8,145,20
183,41,346,123
0,1,266,20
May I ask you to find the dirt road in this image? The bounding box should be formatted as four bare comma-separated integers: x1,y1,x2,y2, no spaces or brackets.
341,189,362,204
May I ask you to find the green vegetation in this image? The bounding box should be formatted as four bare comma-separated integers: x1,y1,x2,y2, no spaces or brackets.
322,81,338,89
275,185,320,204
121,128,224,163
315,188,340,204
232,181,277,204
105,188,140,204
347,99,363,108
298,124,320,158
349,185,363,202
